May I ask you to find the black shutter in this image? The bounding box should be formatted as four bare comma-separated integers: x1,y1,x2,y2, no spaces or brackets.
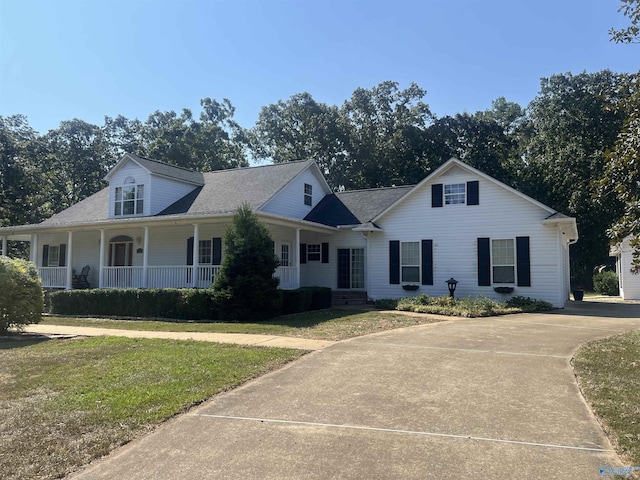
477,238,491,286
467,181,479,205
321,242,329,263
389,240,400,284
300,244,307,264
432,184,443,207
187,237,194,266
43,245,49,267
516,236,531,287
421,239,433,285
59,244,66,267
212,238,222,265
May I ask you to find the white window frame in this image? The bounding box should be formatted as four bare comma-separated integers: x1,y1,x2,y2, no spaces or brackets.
304,183,313,206
115,176,144,216
280,242,291,267
199,239,212,265
491,238,516,284
401,241,420,283
307,243,321,262
48,245,60,267
445,183,466,205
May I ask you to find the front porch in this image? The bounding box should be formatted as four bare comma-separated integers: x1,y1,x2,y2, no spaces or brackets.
38,265,298,290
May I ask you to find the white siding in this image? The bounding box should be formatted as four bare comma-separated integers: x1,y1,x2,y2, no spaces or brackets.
300,230,366,289
261,167,329,219
149,175,198,215
108,159,199,218
367,165,568,307
617,237,640,300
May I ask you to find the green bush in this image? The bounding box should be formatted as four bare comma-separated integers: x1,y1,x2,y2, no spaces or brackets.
374,298,398,310
50,288,216,320
593,271,619,296
0,257,43,333
213,205,282,321
281,287,332,314
505,296,553,311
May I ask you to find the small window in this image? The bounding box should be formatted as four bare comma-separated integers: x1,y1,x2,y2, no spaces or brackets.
115,178,144,216
304,183,313,206
280,242,291,267
48,245,60,267
492,239,515,283
445,183,466,205
307,244,321,262
401,242,420,283
199,239,212,264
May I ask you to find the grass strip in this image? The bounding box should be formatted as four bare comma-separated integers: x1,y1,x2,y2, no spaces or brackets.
41,309,445,341
573,330,640,470
0,336,304,480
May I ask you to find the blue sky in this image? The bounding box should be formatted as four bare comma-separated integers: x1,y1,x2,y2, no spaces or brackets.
0,0,637,135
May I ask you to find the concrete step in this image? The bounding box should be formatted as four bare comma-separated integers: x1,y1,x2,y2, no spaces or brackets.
331,291,368,306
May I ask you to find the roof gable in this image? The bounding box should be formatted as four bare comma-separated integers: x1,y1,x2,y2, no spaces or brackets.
105,153,204,185
373,158,556,222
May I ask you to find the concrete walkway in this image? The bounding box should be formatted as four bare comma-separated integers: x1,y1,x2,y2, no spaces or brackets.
21,324,334,350
69,300,640,479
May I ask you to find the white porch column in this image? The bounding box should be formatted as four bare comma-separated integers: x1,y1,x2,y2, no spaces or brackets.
295,228,301,288
31,234,38,264
143,227,149,288
99,229,105,288
192,223,199,287
65,231,73,290
1,236,6,256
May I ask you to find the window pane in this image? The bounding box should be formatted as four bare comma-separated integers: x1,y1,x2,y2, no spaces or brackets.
123,200,134,215
493,266,515,283
115,187,122,201
199,240,212,264
136,199,143,214
115,203,121,216
48,246,60,267
351,248,365,288
281,244,290,267
137,184,144,197
123,186,135,200
492,239,514,265
445,183,466,205
401,242,420,266
307,244,321,261
402,266,420,283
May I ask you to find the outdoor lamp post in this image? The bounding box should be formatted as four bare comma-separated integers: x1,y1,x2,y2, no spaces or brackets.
446,277,458,299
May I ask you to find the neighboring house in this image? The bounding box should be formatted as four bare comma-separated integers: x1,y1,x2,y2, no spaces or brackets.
610,236,640,300
0,154,578,307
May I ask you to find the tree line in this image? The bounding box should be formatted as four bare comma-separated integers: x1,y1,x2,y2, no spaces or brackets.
1,68,638,287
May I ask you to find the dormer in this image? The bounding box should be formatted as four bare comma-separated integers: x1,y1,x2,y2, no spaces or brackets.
105,153,205,218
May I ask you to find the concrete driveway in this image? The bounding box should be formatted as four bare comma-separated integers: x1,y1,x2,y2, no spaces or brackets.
72,300,640,479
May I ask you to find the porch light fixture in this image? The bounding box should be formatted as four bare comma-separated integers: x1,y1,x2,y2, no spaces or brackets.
446,277,458,299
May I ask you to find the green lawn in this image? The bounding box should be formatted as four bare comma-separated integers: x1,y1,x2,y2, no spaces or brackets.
573,330,640,469
41,308,446,341
0,336,304,480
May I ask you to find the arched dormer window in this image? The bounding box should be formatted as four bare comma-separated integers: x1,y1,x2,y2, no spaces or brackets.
115,177,144,216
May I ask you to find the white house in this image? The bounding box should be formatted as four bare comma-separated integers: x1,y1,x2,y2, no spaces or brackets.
0,154,578,307
611,236,640,300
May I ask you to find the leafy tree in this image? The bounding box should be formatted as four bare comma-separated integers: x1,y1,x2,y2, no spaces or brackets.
600,72,640,271
0,115,46,228
213,205,281,321
250,92,348,188
519,71,629,285
340,81,435,189
40,119,112,211
0,257,43,334
610,0,640,44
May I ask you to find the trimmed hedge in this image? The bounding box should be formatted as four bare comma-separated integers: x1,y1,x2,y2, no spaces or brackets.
50,289,216,320
281,287,332,315
50,286,332,321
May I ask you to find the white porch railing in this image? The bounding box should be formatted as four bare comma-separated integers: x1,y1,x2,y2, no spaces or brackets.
101,265,222,289
39,267,67,288
275,266,297,290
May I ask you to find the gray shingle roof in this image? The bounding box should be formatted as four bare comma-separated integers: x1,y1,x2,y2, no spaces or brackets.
304,186,413,227
126,154,205,185
40,160,315,226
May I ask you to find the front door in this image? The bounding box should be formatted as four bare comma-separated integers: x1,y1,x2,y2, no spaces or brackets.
110,242,133,266
338,248,365,289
